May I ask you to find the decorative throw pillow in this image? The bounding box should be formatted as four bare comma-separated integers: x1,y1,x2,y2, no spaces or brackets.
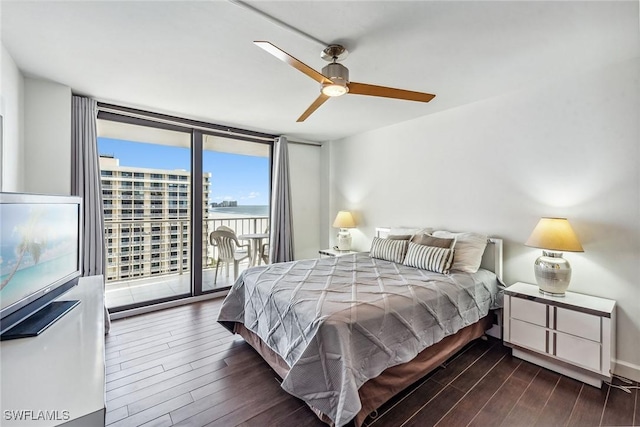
387,234,412,240
411,233,455,248
403,242,454,274
370,236,408,264
432,231,488,273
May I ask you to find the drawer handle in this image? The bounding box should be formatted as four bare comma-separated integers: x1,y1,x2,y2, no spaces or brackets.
546,306,549,328
546,330,549,353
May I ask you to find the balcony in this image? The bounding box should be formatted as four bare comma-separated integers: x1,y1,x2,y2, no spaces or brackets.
104,215,269,309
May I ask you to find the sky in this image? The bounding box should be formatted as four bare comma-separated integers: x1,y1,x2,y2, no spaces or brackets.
98,138,270,206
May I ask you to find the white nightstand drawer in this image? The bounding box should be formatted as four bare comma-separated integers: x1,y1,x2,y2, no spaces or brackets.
510,319,547,353
504,282,616,387
555,332,601,371
510,297,547,327
555,307,601,342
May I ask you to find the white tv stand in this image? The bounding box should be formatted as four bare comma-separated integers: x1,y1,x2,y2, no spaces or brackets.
0,275,106,426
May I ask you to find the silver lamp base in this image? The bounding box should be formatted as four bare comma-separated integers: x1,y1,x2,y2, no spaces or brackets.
337,229,352,251
534,251,572,297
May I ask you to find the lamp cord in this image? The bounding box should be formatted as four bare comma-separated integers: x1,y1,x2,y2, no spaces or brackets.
604,374,640,394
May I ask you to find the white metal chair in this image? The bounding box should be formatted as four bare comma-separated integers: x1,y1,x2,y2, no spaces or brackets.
259,227,270,265
260,243,270,265
209,230,251,284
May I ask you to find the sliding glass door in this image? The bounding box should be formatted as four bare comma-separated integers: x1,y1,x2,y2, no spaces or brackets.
201,134,271,292
98,121,194,309
97,109,273,312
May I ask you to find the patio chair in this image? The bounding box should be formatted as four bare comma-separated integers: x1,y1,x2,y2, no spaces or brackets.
209,230,251,284
260,243,270,264
260,227,270,265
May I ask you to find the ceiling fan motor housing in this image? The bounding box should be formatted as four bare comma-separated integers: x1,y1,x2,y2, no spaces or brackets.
321,62,349,94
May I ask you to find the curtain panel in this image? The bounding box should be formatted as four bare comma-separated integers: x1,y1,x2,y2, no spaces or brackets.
269,136,295,263
71,96,111,334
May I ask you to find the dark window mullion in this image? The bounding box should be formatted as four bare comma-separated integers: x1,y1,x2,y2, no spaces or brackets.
192,130,204,295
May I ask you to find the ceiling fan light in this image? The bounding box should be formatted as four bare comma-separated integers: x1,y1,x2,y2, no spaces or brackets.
322,83,348,97
321,62,349,97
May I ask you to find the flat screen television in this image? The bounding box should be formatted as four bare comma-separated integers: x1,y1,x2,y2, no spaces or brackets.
0,192,83,340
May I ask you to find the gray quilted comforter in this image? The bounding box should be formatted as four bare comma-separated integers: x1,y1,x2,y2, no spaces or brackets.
217,253,503,426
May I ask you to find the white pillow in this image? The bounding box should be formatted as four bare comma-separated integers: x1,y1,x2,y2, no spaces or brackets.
432,231,488,273
388,227,433,238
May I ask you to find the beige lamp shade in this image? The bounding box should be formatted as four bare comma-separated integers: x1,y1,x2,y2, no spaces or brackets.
525,217,584,252
333,211,356,228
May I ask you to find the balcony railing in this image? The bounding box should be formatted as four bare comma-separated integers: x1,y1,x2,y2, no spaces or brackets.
205,216,269,237
104,215,269,284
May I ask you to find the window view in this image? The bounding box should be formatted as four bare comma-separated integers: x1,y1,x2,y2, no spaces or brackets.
97,120,271,310
98,133,195,309
202,135,270,292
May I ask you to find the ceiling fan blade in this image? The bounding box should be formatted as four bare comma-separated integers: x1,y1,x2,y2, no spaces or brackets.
347,82,436,103
297,94,330,122
254,41,332,85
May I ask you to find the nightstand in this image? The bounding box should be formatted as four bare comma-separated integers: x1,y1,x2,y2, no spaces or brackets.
319,248,358,258
503,282,616,387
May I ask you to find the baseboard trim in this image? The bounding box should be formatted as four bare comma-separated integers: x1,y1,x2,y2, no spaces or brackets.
511,348,605,388
109,289,229,321
613,359,640,382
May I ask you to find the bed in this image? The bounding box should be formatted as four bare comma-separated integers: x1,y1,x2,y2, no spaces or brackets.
218,228,504,426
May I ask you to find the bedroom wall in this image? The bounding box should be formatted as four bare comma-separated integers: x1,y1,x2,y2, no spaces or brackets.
23,77,72,195
327,58,640,380
0,44,25,191
0,48,71,195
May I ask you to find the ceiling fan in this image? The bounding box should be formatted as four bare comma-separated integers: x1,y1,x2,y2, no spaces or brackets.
255,41,436,122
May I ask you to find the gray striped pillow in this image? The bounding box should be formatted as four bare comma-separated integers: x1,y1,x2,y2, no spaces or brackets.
403,242,454,274
370,237,408,264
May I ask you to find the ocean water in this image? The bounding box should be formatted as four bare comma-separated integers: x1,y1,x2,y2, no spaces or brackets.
210,205,269,217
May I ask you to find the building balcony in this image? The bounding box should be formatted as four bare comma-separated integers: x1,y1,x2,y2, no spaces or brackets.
104,215,269,309
105,265,250,309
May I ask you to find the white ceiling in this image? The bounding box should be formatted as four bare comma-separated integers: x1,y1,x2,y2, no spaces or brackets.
2,1,638,142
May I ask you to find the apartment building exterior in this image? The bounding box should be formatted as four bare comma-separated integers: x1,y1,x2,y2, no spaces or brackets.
99,156,210,282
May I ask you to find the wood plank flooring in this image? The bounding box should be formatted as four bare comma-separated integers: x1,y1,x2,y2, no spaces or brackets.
105,298,639,427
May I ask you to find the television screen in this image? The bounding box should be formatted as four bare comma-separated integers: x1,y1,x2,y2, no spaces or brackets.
0,193,82,336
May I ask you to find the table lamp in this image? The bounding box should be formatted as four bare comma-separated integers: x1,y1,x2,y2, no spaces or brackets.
525,217,584,296
333,211,356,251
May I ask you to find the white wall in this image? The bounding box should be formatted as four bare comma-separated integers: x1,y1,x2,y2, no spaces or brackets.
0,48,71,195
319,141,332,249
1,44,25,191
289,142,322,260
328,58,640,380
24,77,72,194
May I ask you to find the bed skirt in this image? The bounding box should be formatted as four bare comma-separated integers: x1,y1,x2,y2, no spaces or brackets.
233,313,493,426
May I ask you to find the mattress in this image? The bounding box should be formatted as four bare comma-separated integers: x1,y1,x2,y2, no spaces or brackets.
218,252,503,426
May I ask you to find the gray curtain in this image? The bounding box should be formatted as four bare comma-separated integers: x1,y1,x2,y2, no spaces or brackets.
71,96,111,334
269,136,295,263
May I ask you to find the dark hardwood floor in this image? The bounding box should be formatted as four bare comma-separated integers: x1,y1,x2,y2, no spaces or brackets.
105,298,638,427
